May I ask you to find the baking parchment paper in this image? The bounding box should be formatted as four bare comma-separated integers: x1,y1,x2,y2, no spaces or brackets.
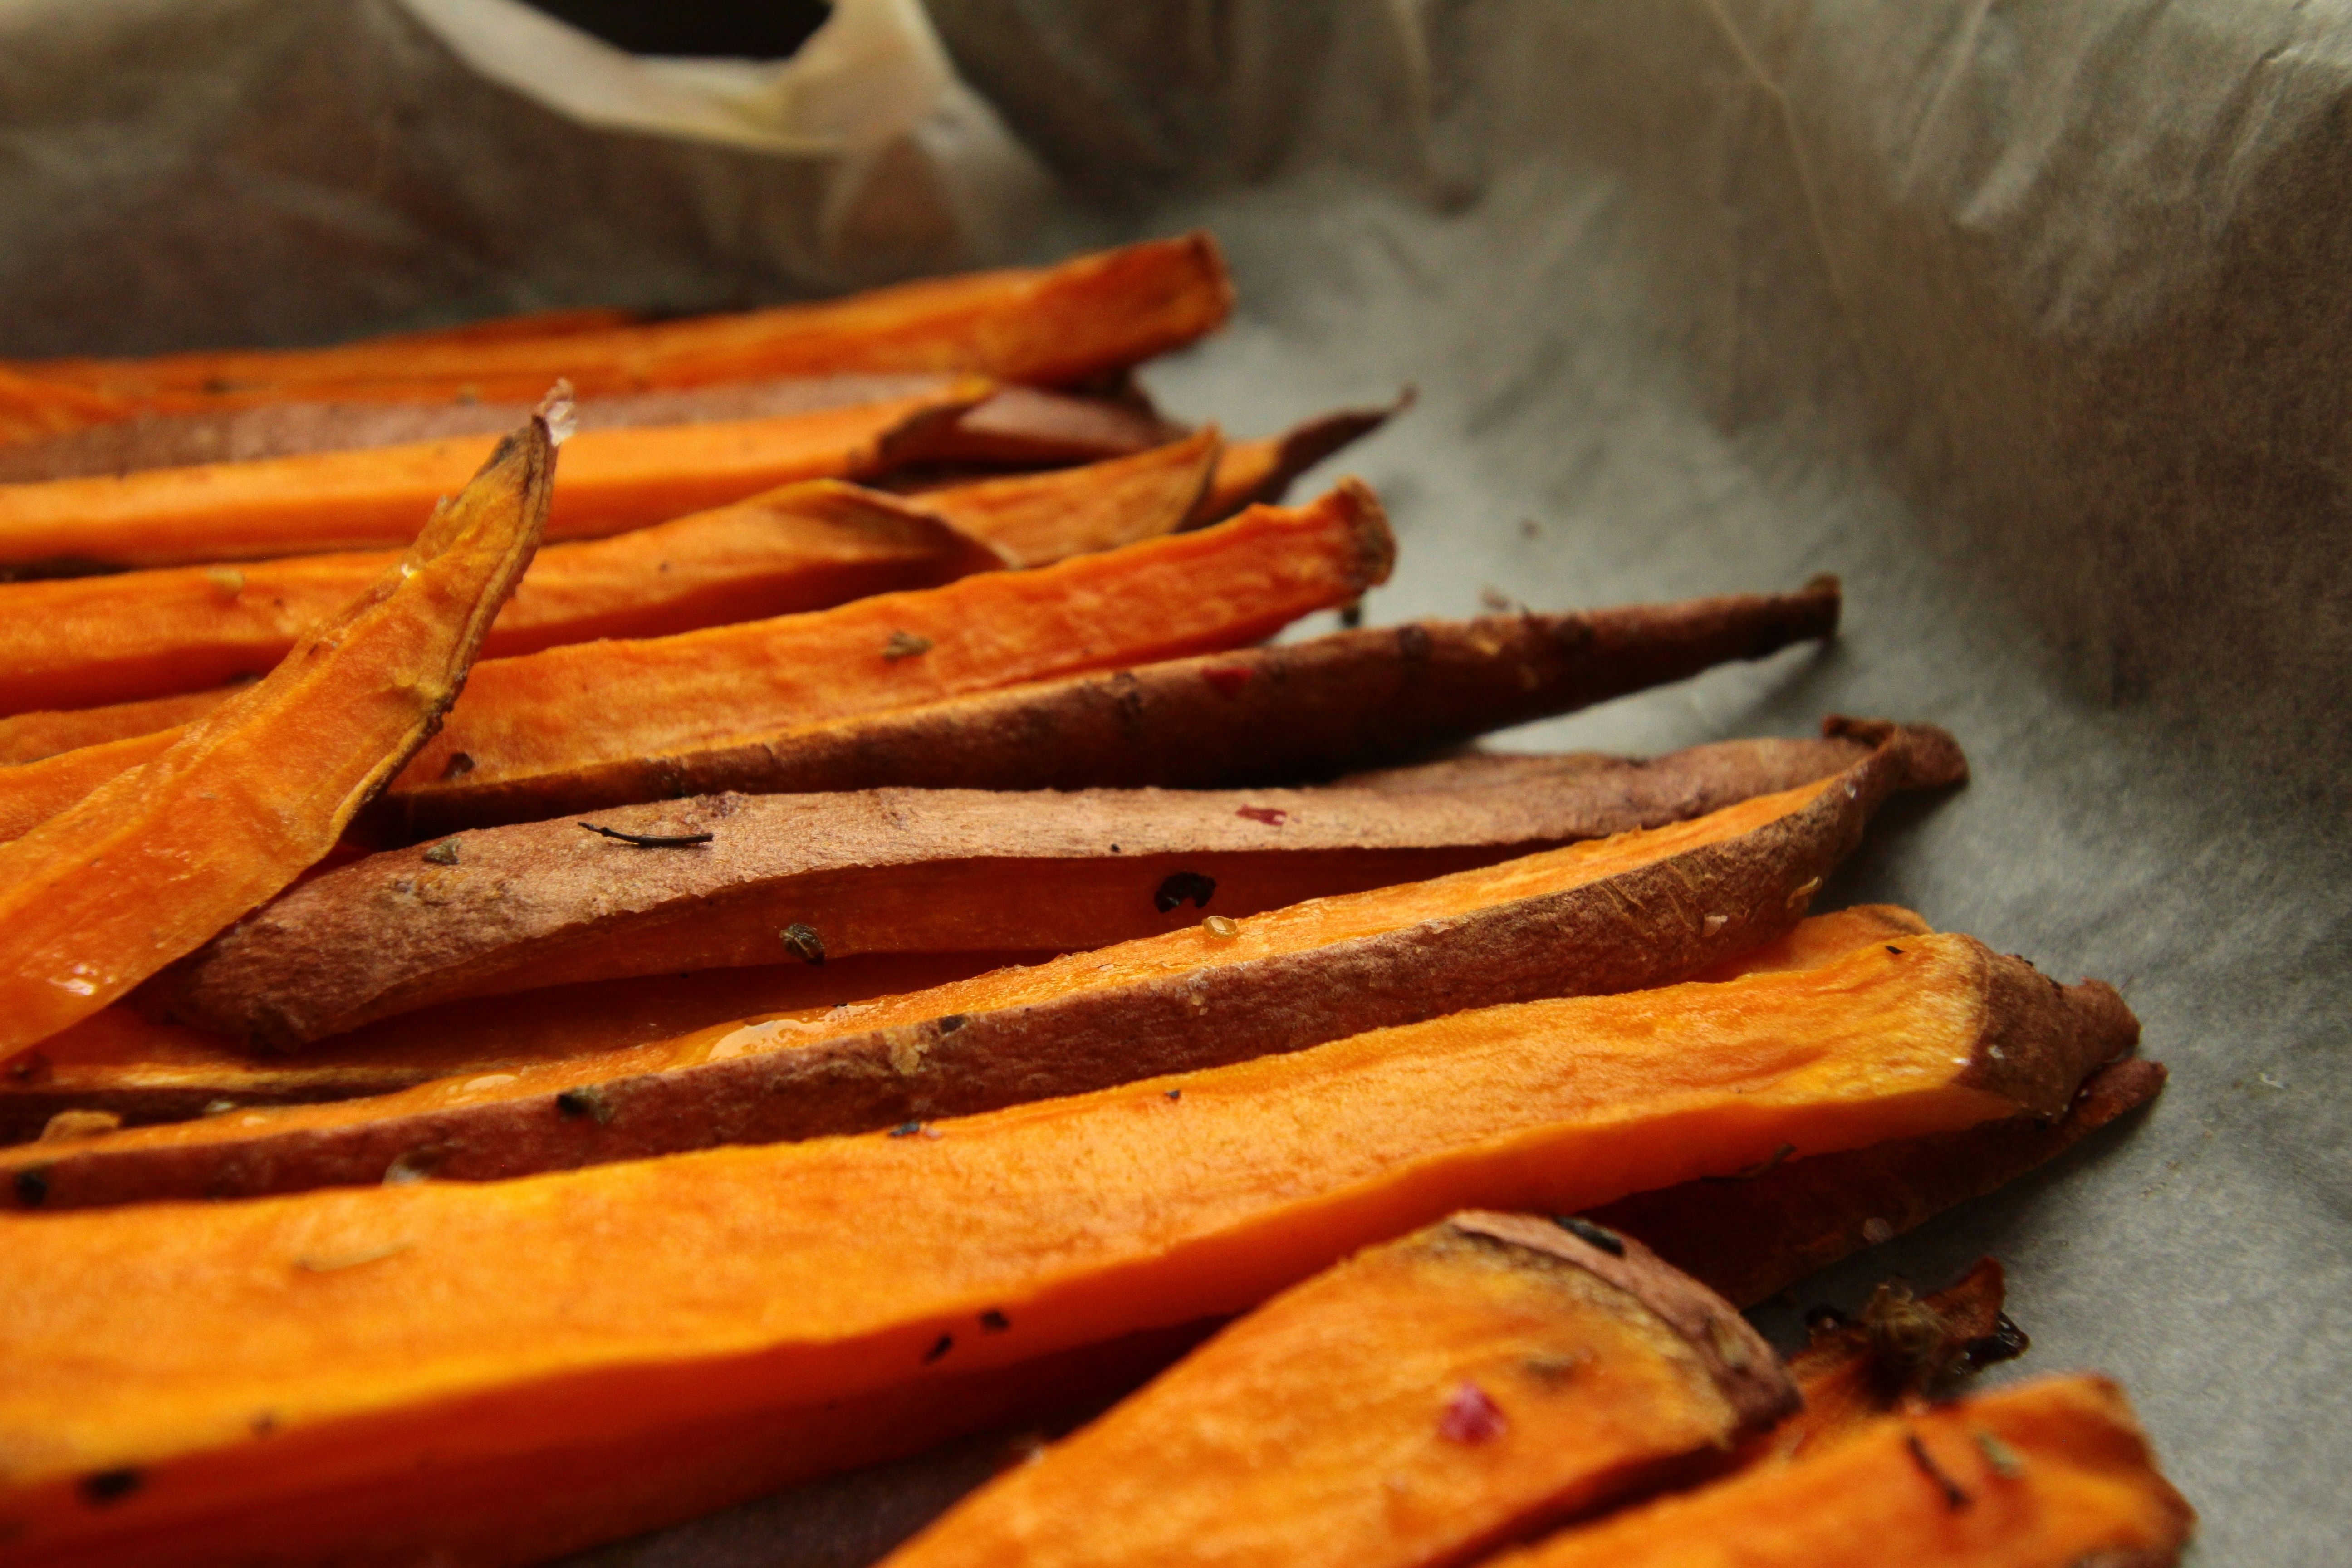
5,2,2348,1563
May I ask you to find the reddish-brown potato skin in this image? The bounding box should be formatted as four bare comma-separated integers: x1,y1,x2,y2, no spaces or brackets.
372,579,1845,839
161,735,1874,1049
5,722,1969,1208
1590,1057,2166,1307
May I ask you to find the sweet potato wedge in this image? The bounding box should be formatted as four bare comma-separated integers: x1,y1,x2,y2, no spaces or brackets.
912,427,1220,566
1588,1056,2166,1309
881,1214,1795,1568
1193,397,1410,525
0,481,1005,713
0,372,952,481
161,734,1875,1048
374,578,1842,838
9,729,1966,1203
388,481,1396,800
0,484,1393,843
1486,1376,2193,1568
0,690,239,765
11,233,1233,412
0,953,1029,1147
0,414,557,1055
0,925,2133,1565
0,384,985,571
0,379,1183,486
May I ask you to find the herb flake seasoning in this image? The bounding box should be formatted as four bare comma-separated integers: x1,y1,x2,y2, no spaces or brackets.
579,822,714,849
883,630,933,662
780,923,826,965
555,1086,615,1125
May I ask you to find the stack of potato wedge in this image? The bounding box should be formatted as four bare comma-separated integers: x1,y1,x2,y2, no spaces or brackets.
0,235,2189,1567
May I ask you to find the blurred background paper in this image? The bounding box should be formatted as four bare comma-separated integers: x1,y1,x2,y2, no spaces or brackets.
0,0,1053,354
4,3,2349,1564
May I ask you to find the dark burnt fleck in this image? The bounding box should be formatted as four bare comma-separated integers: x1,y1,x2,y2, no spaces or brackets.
555,1086,614,1126
979,1310,1011,1333
1551,1215,1625,1256
440,751,475,779
1961,1313,2032,1373
15,1167,48,1207
78,1468,143,1507
1154,871,1217,913
889,1121,924,1138
780,923,826,965
883,630,934,662
1804,1303,1855,1338
1340,601,1363,629
1165,1088,1182,1101
5,1049,50,1084
1904,1431,1973,1510
1886,944,1905,954
936,1015,966,1034
1863,1282,1948,1382
924,1333,954,1363
579,822,714,848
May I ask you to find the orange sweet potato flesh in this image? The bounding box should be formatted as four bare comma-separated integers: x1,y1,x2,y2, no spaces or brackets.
0,419,556,1056
0,480,1005,713
0,690,238,764
1589,1057,2166,1309
389,480,1396,798
10,234,1233,413
375,579,1842,838
883,1214,1795,1568
163,734,1876,1049
8,728,1969,1204
1192,396,1410,525
1488,1376,2194,1568
0,728,181,844
0,384,984,571
0,925,2134,1565
912,427,1220,566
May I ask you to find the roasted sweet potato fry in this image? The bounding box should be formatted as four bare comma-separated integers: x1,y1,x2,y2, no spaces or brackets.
1191,396,1409,525
10,234,1233,412
1485,1376,2193,1568
382,481,1394,802
912,427,1220,566
1589,1056,2166,1309
0,953,1030,1146
0,414,556,1055
0,481,1006,713
16,730,1966,1201
0,485,1394,844
0,378,1184,485
161,735,1873,1048
882,1214,1795,1568
375,579,1841,838
0,385,985,572
0,690,239,765
0,924,2133,1564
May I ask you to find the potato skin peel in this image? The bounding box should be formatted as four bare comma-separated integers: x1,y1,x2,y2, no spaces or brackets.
375,578,1845,838
158,735,1874,1049
7,723,1959,1205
